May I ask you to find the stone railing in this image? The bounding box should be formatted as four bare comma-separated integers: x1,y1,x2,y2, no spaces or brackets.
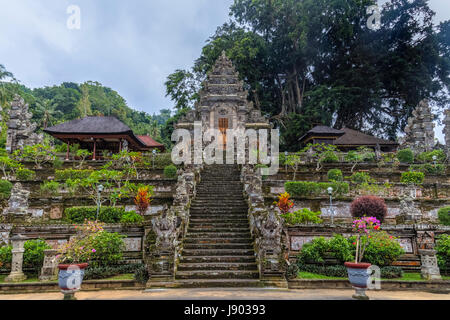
145,164,201,287
241,165,287,287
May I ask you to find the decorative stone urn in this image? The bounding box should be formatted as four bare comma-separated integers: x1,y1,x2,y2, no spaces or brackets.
58,263,88,300
344,262,372,300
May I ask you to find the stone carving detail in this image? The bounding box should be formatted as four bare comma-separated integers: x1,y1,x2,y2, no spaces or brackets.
5,234,27,282
416,230,435,250
400,99,435,153
39,249,59,281
418,249,441,280
3,183,30,216
396,195,422,224
6,94,43,153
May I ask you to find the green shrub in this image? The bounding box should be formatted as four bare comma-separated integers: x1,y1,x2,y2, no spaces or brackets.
64,206,127,223
23,239,51,272
120,211,144,224
435,234,450,272
410,163,445,175
328,234,354,263
438,206,450,226
297,236,329,264
0,180,13,199
52,157,64,169
164,165,177,179
134,264,149,284
84,263,144,280
296,262,403,279
281,208,323,225
88,231,125,268
321,151,339,163
400,171,425,185
55,169,93,181
0,245,12,267
350,172,373,184
327,169,343,182
416,149,446,163
153,153,173,168
397,149,414,163
16,168,36,181
350,231,405,267
285,181,349,197
40,181,60,196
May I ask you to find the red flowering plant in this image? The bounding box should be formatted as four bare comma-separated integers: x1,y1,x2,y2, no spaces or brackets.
56,220,104,264
134,186,153,216
351,216,381,264
274,192,294,214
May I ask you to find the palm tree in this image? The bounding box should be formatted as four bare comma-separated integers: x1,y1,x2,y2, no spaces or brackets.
34,99,63,128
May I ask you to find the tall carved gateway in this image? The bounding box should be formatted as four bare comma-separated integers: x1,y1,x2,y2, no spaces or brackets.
175,51,270,148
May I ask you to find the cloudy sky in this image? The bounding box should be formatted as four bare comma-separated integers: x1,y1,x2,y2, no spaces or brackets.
0,0,448,139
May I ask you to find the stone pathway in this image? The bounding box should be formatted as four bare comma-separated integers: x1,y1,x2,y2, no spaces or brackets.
0,288,448,300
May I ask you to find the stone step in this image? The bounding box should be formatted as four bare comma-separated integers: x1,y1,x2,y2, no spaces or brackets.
174,279,262,288
182,248,255,256
177,262,257,271
183,243,253,250
188,222,249,228
184,238,253,244
180,255,256,264
189,218,249,223
190,206,248,210
188,227,250,233
176,270,259,280
186,232,251,238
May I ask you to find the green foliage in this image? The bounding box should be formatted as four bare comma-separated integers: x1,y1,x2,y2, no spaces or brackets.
84,263,144,280
350,172,374,184
350,231,405,267
55,169,93,181
285,181,349,197
134,264,149,284
437,206,450,226
23,239,51,272
410,163,445,175
0,180,12,199
435,234,450,272
12,144,56,168
400,171,425,185
64,206,127,223
296,262,403,279
298,234,353,265
52,157,64,169
152,153,173,168
88,231,125,268
328,234,355,263
321,150,339,163
397,149,414,164
416,149,447,163
39,181,60,196
164,164,177,179
15,168,36,181
120,211,144,224
327,169,343,182
0,245,12,267
280,208,323,225
0,156,22,179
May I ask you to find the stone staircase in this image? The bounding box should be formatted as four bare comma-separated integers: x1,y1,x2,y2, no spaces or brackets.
176,164,261,287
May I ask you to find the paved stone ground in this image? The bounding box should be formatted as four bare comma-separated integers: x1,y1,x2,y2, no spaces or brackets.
0,288,449,300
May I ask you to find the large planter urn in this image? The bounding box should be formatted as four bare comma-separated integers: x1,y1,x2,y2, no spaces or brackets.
58,263,88,300
344,262,371,300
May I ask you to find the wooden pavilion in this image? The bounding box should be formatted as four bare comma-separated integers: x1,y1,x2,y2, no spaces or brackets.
44,116,165,160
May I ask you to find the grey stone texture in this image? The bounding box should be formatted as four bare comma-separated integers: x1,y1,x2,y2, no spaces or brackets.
401,99,435,153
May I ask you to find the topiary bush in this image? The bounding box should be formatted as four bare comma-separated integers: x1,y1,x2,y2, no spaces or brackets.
0,180,12,199
88,231,126,268
350,172,373,184
285,181,349,197
64,206,127,223
321,151,339,163
438,206,450,226
280,208,323,225
397,149,414,163
400,171,425,185
164,165,177,179
350,231,404,267
55,169,93,181
350,195,387,222
327,169,343,182
15,168,36,181
23,239,51,272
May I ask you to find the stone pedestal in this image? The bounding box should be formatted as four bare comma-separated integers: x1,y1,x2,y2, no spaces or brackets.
39,249,59,281
5,234,27,282
419,249,442,280
352,287,369,300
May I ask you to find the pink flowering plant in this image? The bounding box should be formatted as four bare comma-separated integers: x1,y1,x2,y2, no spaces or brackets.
56,220,104,264
351,216,381,263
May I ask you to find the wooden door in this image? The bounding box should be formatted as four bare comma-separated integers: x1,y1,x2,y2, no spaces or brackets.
218,118,228,148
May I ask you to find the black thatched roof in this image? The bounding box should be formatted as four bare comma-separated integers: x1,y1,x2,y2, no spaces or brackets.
44,116,132,134
307,125,345,135
334,128,398,146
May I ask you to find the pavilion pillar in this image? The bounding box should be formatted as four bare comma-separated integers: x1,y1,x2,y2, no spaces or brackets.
65,142,70,161
93,139,97,161
119,140,122,152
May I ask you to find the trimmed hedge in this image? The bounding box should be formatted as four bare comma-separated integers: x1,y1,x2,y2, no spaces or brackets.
84,263,144,280
397,149,414,164
400,171,425,185
327,169,343,182
164,165,177,179
295,263,403,279
65,206,127,223
438,206,450,226
285,181,349,197
55,169,93,181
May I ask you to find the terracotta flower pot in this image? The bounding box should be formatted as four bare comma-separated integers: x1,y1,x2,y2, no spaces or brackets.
58,263,88,292
344,262,372,288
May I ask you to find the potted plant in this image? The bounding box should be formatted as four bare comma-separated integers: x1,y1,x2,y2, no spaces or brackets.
344,216,380,300
56,220,103,300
